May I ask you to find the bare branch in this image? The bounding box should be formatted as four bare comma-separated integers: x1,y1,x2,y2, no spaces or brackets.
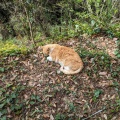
20,0,36,46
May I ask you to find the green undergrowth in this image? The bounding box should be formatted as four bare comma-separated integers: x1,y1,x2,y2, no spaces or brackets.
0,83,25,119
79,48,120,79
79,48,109,59
0,40,28,56
80,49,111,70
48,16,120,39
0,81,42,119
0,36,70,57
36,36,70,46
114,39,120,58
79,48,111,67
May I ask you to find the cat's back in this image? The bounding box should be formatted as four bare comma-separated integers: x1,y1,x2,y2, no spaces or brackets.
56,45,81,60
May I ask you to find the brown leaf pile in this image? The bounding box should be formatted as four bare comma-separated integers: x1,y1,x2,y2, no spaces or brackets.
0,37,120,120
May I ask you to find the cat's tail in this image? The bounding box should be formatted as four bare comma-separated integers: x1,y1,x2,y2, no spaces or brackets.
60,66,83,75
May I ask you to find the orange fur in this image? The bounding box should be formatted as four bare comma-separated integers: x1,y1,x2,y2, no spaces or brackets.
41,44,83,74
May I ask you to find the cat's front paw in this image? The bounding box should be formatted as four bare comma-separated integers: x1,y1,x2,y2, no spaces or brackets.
47,56,52,61
57,69,61,74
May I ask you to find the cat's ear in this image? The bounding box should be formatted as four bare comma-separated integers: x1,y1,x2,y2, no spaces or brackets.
37,46,43,53
38,46,44,50
47,47,50,52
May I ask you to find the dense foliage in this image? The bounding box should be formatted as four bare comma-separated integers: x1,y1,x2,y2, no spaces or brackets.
0,0,120,42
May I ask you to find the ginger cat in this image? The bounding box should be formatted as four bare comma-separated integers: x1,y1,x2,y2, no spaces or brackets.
41,44,83,74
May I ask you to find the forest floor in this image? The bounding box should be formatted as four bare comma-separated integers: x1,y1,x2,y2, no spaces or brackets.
0,35,120,120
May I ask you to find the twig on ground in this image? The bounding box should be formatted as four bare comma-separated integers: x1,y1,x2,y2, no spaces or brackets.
82,107,106,120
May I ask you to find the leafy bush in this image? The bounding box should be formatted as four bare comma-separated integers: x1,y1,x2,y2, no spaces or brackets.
0,39,28,56
73,0,120,36
1,0,120,41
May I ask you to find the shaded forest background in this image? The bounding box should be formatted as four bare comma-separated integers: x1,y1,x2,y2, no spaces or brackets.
0,0,120,42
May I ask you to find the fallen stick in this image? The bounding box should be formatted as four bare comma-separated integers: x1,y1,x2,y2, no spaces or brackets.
82,107,106,120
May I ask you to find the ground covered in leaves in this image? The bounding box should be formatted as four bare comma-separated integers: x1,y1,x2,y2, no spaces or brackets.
0,36,120,120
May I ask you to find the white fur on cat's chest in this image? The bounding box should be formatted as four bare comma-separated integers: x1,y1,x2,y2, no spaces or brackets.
47,56,64,67
59,61,63,66
47,56,53,61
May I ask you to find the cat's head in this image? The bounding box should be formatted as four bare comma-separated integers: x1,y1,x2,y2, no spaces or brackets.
38,44,58,56
41,46,50,55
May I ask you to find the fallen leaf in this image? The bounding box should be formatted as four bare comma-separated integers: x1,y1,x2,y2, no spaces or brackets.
113,38,118,41
99,72,107,76
110,95,116,100
50,114,54,120
103,114,107,120
43,114,49,118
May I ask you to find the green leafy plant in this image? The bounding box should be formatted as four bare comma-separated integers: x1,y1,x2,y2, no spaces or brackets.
55,113,66,120
29,94,41,105
114,39,120,58
68,102,76,112
0,40,28,56
93,89,103,101
116,99,120,106
0,67,5,72
0,84,25,118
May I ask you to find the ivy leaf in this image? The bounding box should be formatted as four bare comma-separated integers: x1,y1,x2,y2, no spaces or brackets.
1,116,6,120
0,67,5,72
94,89,103,98
11,93,16,99
116,99,120,106
0,104,5,109
30,101,35,105
91,20,96,26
